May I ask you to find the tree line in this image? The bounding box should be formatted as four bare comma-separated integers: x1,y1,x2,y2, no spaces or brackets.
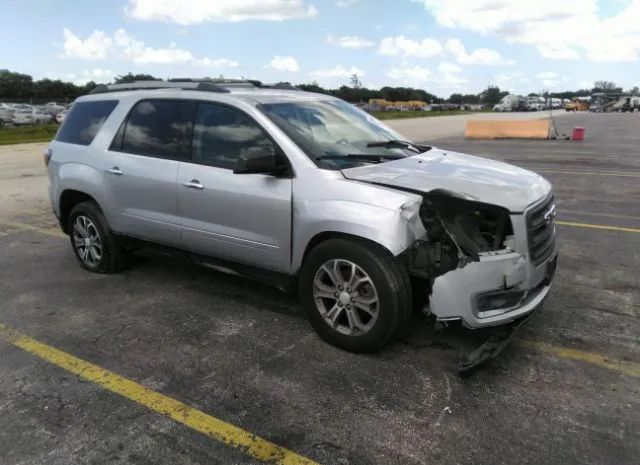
1,69,635,107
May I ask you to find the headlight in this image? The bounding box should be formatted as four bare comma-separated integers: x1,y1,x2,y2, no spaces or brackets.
420,193,513,258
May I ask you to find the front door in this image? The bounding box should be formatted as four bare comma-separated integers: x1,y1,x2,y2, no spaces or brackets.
177,102,292,273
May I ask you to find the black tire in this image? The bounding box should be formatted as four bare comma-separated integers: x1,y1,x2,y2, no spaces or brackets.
67,201,128,273
299,238,411,353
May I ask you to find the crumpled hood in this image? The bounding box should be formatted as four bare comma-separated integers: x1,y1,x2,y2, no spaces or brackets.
341,147,551,212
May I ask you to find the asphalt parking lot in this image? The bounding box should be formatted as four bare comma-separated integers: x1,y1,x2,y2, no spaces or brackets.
1,112,638,465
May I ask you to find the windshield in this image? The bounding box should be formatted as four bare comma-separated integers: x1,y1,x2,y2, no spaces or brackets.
259,99,423,169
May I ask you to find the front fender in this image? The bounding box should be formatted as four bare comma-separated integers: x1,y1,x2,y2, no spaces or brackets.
291,198,426,273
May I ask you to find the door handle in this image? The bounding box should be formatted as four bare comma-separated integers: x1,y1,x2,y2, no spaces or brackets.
106,167,123,175
182,180,204,190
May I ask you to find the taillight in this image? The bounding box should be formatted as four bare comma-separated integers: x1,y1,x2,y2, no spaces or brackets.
43,148,53,167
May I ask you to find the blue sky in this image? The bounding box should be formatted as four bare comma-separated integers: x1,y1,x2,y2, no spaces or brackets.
1,0,639,97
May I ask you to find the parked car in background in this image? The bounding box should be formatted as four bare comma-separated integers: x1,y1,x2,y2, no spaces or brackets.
11,108,53,125
11,103,34,112
43,103,66,116
56,109,70,124
0,103,15,124
494,94,527,112
526,96,545,111
550,98,562,109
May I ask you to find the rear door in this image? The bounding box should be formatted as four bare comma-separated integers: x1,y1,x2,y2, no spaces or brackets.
104,99,197,246
177,102,292,273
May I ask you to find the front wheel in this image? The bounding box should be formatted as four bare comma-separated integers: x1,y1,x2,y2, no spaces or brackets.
299,238,411,353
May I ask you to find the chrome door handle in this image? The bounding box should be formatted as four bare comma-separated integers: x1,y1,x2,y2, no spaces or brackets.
182,180,204,190
106,167,123,175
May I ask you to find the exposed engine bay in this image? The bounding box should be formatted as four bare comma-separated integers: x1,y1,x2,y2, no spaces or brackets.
401,190,514,282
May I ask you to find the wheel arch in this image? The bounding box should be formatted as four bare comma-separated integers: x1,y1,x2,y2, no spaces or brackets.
295,230,401,275
59,189,100,234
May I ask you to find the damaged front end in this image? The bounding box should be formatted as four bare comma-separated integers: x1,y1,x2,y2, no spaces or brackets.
401,190,557,329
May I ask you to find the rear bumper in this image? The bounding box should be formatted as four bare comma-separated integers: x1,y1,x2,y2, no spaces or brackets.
429,248,557,328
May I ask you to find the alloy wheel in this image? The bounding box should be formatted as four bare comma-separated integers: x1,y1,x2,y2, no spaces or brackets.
312,259,379,336
72,215,103,267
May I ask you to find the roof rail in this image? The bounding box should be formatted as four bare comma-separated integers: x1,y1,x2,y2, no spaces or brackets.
168,78,299,90
169,77,260,84
261,82,299,90
89,80,230,95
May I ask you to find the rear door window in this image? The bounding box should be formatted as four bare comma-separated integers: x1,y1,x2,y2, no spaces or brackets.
115,99,197,160
56,100,118,145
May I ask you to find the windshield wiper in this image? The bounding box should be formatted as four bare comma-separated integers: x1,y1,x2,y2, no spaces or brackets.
316,153,406,161
366,139,426,153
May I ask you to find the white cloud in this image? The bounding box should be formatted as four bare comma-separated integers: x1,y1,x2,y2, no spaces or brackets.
114,30,193,64
413,0,640,62
387,65,468,89
125,0,318,25
61,29,113,60
438,62,462,73
388,65,433,83
310,65,364,79
335,0,357,7
444,38,512,65
379,35,443,58
533,71,571,89
535,71,558,80
60,29,239,68
267,55,300,72
45,68,118,86
80,68,117,84
327,35,375,49
194,58,240,68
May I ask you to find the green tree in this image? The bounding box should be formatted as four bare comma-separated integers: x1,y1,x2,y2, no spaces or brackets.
114,73,158,84
479,85,508,106
0,69,33,98
462,94,479,104
297,81,331,95
350,73,362,89
592,80,622,93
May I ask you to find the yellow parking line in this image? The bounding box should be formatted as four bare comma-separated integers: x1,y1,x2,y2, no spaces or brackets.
531,169,640,178
0,219,66,238
519,340,640,378
556,220,640,234
0,324,319,465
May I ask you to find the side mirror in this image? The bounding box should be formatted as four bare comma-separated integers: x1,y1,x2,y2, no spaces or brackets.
233,147,278,174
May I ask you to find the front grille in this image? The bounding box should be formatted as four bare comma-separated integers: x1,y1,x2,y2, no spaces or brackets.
526,194,556,266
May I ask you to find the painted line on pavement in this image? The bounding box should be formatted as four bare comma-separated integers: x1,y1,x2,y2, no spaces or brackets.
0,219,66,238
529,169,640,178
519,339,640,378
556,220,640,234
0,324,319,465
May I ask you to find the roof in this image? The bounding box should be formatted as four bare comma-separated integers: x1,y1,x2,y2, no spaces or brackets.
79,79,335,105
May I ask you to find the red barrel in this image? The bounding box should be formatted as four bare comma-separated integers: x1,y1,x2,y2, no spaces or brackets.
572,126,585,140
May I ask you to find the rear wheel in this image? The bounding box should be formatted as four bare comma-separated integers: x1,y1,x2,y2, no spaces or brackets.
299,238,410,353
67,201,127,273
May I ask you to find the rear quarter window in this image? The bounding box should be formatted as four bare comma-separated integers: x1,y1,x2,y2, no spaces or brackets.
56,100,118,146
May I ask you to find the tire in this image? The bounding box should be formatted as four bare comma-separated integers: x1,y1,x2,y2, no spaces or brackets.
299,238,411,353
67,201,128,273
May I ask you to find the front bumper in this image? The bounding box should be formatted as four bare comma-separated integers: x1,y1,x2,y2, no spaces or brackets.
429,248,557,329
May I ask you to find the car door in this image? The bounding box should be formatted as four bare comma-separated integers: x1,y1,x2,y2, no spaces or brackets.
103,99,198,247
177,102,292,273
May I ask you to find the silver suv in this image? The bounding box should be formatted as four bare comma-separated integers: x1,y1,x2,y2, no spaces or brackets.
46,79,557,353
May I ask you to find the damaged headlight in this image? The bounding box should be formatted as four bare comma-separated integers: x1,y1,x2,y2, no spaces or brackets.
401,191,514,281
419,192,514,258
